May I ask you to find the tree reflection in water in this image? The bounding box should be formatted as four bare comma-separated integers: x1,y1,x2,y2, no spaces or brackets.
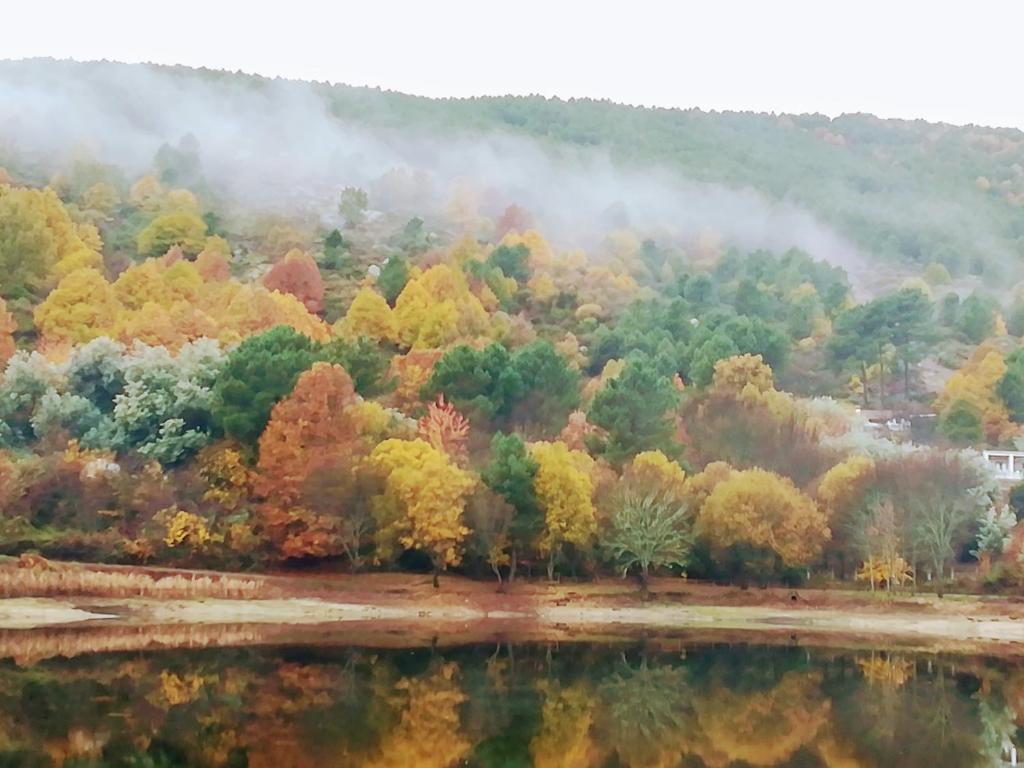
0,639,1018,767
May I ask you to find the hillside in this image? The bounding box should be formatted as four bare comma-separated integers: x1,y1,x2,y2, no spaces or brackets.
3,59,1024,290
0,57,1022,592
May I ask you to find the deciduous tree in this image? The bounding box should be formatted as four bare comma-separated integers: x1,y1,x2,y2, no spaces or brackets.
531,441,596,580
368,438,475,586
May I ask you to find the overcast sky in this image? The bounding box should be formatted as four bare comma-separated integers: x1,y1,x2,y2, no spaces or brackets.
5,0,1023,129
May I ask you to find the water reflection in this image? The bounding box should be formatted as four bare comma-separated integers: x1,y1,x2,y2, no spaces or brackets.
0,639,1019,767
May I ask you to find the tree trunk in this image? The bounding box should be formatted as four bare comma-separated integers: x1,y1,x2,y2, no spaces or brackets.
547,551,555,582
861,360,871,407
493,562,505,592
877,344,885,407
904,358,910,400
432,565,440,589
639,564,650,602
509,547,518,585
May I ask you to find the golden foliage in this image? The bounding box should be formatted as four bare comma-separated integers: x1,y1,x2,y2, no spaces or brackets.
0,298,14,365
935,343,1015,443
367,438,475,569
393,263,490,348
531,441,597,558
338,285,398,343
34,267,121,345
816,455,875,524
698,468,830,567
163,510,212,549
684,461,735,516
624,450,688,503
199,444,254,512
388,348,444,411
856,654,915,688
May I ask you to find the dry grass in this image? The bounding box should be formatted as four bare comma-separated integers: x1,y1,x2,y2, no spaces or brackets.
0,557,272,600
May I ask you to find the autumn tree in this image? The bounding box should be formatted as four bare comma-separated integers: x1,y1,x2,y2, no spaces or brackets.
0,298,15,365
0,185,102,299
34,268,121,345
531,441,597,580
367,438,475,586
622,450,688,504
136,210,208,257
393,263,490,348
417,395,470,464
262,248,325,314
257,362,364,559
936,344,1013,444
697,468,829,583
337,285,398,343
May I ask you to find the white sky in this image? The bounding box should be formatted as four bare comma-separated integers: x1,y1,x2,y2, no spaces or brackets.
4,0,1024,129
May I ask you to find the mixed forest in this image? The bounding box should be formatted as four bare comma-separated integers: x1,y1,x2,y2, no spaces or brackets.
3,60,1024,591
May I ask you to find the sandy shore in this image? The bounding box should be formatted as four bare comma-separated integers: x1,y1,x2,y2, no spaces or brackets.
4,568,1024,657
3,593,1024,645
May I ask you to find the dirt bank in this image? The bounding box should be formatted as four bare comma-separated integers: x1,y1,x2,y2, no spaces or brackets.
3,567,1024,658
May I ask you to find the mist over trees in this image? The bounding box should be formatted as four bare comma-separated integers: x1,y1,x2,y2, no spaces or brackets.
0,59,1022,591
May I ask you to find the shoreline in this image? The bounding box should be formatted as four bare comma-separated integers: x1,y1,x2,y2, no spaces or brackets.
3,593,1024,659
4,566,1024,657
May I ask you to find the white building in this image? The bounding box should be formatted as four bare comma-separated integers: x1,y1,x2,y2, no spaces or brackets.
982,450,1024,482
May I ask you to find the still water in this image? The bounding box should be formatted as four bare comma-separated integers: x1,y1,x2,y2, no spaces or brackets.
0,634,1020,767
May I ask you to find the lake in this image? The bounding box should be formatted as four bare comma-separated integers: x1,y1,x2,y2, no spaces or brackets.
0,634,1019,767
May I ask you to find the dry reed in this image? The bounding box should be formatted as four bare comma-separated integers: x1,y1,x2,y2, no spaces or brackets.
0,559,272,600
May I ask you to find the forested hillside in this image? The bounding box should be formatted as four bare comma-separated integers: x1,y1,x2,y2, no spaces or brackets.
0,58,1023,588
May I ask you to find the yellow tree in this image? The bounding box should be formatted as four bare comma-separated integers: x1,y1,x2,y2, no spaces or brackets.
337,285,398,343
136,210,208,257
815,454,876,577
0,298,14,366
935,343,1014,443
393,264,489,348
34,268,121,345
367,438,475,586
711,353,775,398
623,450,688,504
698,468,830,577
0,185,103,295
531,441,597,579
